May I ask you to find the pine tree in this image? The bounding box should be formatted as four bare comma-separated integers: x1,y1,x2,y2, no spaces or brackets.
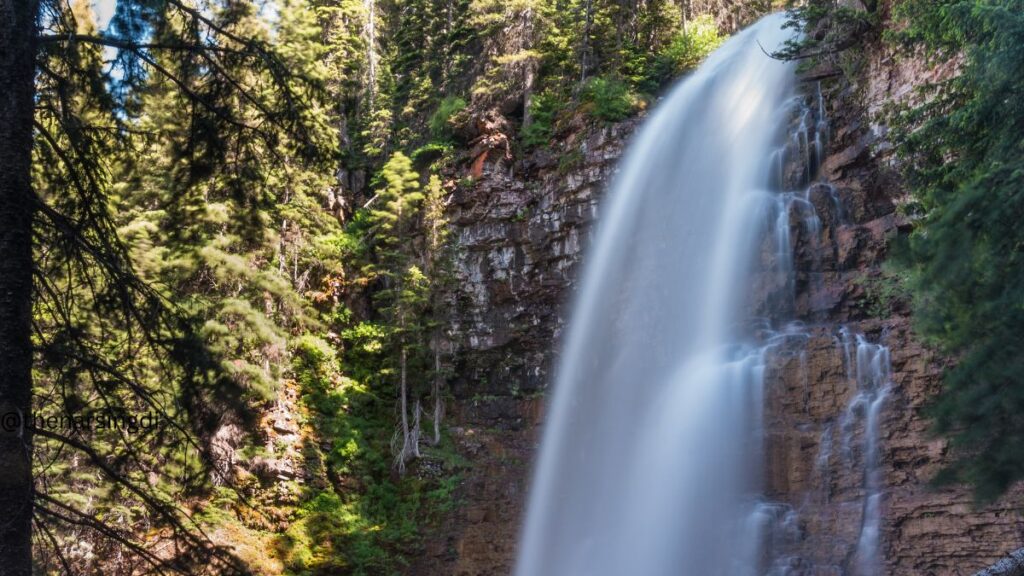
890,0,1024,502
15,0,338,569
368,152,427,472
421,174,453,445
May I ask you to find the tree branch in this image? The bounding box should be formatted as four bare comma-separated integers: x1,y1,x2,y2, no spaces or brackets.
37,33,245,55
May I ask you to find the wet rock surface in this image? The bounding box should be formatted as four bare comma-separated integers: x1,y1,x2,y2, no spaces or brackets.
416,36,1023,576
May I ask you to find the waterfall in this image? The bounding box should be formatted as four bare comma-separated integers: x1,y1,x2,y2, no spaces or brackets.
850,335,892,576
515,14,801,576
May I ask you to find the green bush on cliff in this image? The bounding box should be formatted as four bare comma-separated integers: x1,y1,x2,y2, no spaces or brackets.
646,15,727,88
581,75,640,122
521,91,563,148
428,96,467,141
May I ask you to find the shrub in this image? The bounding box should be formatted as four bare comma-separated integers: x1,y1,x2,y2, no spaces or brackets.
428,96,467,140
520,91,563,148
647,15,727,88
580,75,638,122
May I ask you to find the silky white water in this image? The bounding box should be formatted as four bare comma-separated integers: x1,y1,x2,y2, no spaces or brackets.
515,14,802,576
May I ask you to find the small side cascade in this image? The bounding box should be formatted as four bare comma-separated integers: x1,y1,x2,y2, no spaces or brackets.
845,332,892,575
822,327,892,574
815,423,834,504
753,333,892,575
738,501,802,576
762,81,838,318
753,78,892,576
769,83,831,192
813,81,830,178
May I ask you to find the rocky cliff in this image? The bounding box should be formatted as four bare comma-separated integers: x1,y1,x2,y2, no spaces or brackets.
413,118,638,575
417,8,1024,574
750,16,1024,573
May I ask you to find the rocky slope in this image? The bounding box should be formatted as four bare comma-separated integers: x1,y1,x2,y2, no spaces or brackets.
417,7,1024,575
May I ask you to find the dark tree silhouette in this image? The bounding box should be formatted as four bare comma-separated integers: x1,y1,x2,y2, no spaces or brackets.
0,0,328,572
0,0,41,574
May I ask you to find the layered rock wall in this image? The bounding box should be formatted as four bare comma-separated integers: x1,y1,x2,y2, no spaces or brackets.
420,12,1024,574
415,121,637,575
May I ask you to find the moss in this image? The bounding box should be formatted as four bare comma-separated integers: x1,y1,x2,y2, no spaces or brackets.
854,268,911,319
557,149,585,174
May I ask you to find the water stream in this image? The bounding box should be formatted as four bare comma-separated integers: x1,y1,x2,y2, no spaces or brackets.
516,13,890,576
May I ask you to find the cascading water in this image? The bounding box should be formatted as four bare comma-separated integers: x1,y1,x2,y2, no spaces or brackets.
516,12,897,575
839,329,892,576
515,14,802,576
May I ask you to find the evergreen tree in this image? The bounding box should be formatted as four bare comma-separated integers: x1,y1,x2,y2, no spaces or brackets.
8,0,336,570
367,152,426,473
421,174,453,446
890,0,1024,501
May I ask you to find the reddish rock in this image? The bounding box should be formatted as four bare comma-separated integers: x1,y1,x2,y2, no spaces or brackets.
417,13,1024,573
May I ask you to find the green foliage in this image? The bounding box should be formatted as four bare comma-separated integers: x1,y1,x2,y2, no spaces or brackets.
580,76,639,122
468,0,738,131
777,2,877,79
854,268,911,319
645,15,727,89
28,0,351,571
886,0,1024,501
27,0,754,569
520,91,563,148
411,141,455,167
428,96,467,140
370,152,424,239
279,330,462,575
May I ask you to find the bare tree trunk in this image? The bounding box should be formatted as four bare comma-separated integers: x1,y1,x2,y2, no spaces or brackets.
521,8,537,131
364,0,378,106
431,336,443,446
974,548,1024,576
579,0,594,83
397,345,410,473
411,398,421,458
0,0,38,572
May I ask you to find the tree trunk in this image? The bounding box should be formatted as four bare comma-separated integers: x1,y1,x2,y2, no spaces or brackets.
397,344,410,473
431,339,443,446
0,0,38,573
364,0,378,105
411,398,421,459
521,8,537,131
579,0,593,83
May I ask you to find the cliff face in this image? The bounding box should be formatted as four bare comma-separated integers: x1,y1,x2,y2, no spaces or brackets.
420,12,1024,575
751,23,1024,574
415,119,638,575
